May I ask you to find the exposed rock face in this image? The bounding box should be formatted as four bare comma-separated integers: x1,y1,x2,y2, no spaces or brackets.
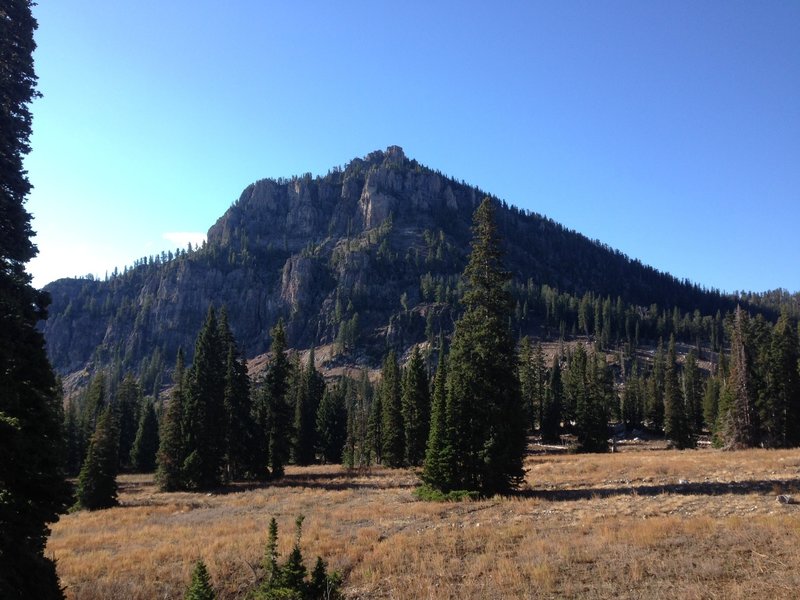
40,146,733,384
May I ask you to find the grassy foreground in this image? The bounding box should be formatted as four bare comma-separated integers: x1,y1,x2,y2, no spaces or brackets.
48,447,800,599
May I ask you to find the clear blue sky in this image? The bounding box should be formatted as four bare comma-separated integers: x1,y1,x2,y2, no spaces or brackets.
26,1,800,293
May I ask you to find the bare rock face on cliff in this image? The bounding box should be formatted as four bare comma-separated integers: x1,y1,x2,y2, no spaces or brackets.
40,146,732,386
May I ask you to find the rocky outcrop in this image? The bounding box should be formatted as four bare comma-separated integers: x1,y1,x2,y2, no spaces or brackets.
41,146,736,384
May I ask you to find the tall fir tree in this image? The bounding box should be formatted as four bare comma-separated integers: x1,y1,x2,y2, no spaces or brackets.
663,335,693,448
156,349,187,491
720,306,758,449
575,350,610,453
0,2,71,595
423,336,453,487
765,310,800,446
183,307,227,488
541,355,563,444
264,320,293,479
184,560,216,600
682,350,704,434
74,406,120,510
114,373,142,470
130,399,160,472
315,383,348,464
217,309,252,480
401,346,430,466
380,350,405,468
645,339,666,431
434,198,526,494
293,348,325,466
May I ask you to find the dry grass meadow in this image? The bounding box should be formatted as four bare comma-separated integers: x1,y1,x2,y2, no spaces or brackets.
48,445,800,599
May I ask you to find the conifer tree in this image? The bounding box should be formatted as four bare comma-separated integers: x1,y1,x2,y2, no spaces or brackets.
114,373,141,470
0,10,71,591
435,198,525,494
64,398,83,476
541,356,563,444
367,381,383,465
183,307,226,488
663,336,693,448
156,350,187,491
130,399,159,472
720,306,757,449
74,406,120,510
645,339,665,431
702,375,721,436
620,364,644,432
380,350,405,467
315,384,347,464
575,351,609,452
293,348,325,465
184,560,216,600
217,308,252,480
682,350,704,434
423,338,453,488
264,320,293,479
765,310,800,446
401,346,430,466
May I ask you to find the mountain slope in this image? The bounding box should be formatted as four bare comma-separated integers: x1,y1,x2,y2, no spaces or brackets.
41,146,744,385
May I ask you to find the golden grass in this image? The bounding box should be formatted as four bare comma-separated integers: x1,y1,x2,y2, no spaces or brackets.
48,447,800,599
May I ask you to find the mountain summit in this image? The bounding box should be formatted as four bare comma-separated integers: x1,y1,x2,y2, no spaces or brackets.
41,146,736,388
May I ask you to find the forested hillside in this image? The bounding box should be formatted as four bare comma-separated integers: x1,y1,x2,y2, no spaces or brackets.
40,146,783,389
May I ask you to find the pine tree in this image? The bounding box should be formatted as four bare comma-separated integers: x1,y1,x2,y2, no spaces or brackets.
423,338,453,488
645,339,665,431
541,356,563,444
720,306,757,449
130,399,160,472
74,406,120,510
184,560,216,600
435,198,525,494
293,348,325,466
156,350,187,491
401,346,430,466
367,380,383,465
315,384,347,464
217,308,252,480
380,350,405,468
663,336,693,448
682,350,704,434
265,320,293,479
114,373,141,470
620,364,644,432
765,310,800,446
575,351,610,453
183,307,227,488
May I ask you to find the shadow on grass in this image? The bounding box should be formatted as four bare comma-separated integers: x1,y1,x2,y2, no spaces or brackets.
515,478,800,501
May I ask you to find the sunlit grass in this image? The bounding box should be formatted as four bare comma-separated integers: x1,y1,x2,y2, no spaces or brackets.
49,448,800,599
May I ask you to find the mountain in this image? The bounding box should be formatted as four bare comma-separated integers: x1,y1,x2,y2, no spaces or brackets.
40,146,754,390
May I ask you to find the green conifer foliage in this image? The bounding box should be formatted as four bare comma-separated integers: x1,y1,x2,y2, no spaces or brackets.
423,338,453,488
315,384,347,464
380,350,405,467
434,198,526,494
74,406,120,510
218,308,252,480
114,373,141,470
401,346,430,466
183,307,227,488
663,336,694,449
156,350,187,491
575,350,610,453
130,399,160,472
720,306,758,449
682,350,704,434
265,320,293,479
766,311,800,446
541,356,563,444
293,348,325,466
184,560,216,600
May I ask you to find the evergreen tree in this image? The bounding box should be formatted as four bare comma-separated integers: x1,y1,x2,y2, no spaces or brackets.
575,351,610,452
401,346,430,466
541,356,563,444
293,348,325,465
63,398,83,476
765,310,800,446
423,338,453,488
183,307,227,488
130,399,160,472
366,379,383,465
264,320,293,479
0,7,71,585
156,350,187,491
645,339,665,431
663,336,693,448
218,309,252,480
702,375,722,436
114,373,141,470
184,560,216,600
380,350,405,467
74,406,120,510
435,198,525,494
682,350,704,434
720,306,757,449
315,384,347,464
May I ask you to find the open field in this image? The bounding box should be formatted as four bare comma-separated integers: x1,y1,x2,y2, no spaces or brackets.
48,446,800,599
